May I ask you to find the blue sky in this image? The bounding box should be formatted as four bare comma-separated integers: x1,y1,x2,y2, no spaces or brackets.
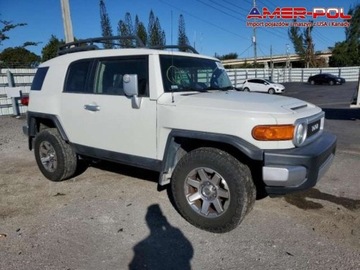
1,0,358,59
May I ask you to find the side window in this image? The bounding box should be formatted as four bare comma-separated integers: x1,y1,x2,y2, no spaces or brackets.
31,67,49,91
248,79,256,83
64,60,92,93
93,56,149,97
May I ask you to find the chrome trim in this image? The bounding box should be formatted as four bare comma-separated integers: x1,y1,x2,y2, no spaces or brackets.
263,165,307,187
293,111,324,147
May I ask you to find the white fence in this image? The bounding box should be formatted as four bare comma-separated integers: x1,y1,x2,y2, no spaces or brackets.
0,68,35,116
227,66,360,87
0,66,359,116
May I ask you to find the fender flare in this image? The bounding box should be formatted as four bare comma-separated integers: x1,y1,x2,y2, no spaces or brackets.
158,129,264,186
26,112,69,150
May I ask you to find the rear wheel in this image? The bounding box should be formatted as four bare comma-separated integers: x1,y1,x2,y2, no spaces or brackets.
34,128,79,181
310,80,315,85
243,87,250,92
171,147,256,233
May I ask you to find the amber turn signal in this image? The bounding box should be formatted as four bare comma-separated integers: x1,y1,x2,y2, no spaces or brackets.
252,125,294,141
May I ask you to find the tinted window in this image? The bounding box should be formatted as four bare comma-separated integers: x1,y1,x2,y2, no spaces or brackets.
31,67,49,90
93,56,149,96
64,60,92,93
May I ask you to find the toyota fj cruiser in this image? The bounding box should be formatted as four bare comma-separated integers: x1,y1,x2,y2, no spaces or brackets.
23,37,336,233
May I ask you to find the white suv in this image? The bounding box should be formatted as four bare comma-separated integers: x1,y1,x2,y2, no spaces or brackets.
23,37,336,233
241,78,285,94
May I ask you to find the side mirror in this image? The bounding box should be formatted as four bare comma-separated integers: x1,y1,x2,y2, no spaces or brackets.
123,74,142,109
123,74,138,97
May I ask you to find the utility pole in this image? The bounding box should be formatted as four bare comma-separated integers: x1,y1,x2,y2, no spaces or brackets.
60,0,74,43
270,45,274,81
253,0,257,77
286,43,290,68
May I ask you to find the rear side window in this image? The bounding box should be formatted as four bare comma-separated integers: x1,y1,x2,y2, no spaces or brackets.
64,60,92,93
31,67,49,90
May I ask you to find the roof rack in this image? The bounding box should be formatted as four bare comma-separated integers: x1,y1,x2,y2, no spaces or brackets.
57,36,199,55
58,36,145,55
149,45,198,54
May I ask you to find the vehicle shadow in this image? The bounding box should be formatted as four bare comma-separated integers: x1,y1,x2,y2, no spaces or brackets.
323,108,360,120
129,204,194,270
284,188,360,210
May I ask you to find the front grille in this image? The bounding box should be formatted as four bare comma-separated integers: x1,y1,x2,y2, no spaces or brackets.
304,112,324,145
307,119,321,138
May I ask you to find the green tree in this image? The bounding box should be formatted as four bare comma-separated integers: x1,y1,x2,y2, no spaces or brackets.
0,47,40,68
330,4,360,66
288,20,315,68
99,0,114,49
148,10,166,47
178,14,190,51
118,12,135,47
41,35,64,62
135,15,147,46
215,52,238,60
0,20,27,45
345,5,360,43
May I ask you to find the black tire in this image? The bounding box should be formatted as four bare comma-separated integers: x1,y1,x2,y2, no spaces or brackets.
171,147,256,233
310,80,315,85
34,128,78,181
243,87,250,92
329,80,335,86
268,88,275,94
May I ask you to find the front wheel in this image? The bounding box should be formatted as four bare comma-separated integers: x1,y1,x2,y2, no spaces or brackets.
329,80,335,86
171,147,256,233
34,128,79,181
268,88,275,94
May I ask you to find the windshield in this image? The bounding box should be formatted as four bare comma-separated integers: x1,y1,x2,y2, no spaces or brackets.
159,55,233,92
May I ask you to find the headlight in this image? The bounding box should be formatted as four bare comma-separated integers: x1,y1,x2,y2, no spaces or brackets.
293,122,307,146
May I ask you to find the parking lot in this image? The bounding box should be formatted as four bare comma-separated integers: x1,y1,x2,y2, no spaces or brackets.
0,82,359,270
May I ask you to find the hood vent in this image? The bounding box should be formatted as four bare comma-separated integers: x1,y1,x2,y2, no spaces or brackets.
290,104,308,111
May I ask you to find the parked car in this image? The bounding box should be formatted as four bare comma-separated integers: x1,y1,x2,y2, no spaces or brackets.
241,78,285,94
308,73,345,85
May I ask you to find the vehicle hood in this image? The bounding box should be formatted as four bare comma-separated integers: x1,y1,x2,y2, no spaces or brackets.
157,90,316,115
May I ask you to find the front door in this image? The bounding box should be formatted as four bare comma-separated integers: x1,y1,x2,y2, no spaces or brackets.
59,56,157,160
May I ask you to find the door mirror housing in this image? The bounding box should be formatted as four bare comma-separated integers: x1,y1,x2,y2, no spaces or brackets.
123,74,139,96
123,74,142,109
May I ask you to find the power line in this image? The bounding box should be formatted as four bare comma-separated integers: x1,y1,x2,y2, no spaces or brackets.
193,0,289,41
215,0,250,14
196,0,245,23
158,0,251,41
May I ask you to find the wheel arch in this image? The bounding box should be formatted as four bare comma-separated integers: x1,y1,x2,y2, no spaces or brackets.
158,129,264,186
26,112,69,150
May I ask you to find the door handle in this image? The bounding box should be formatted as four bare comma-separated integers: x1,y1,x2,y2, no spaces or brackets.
84,104,100,112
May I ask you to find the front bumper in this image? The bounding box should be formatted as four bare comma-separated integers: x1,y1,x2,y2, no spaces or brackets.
262,131,336,195
275,88,285,93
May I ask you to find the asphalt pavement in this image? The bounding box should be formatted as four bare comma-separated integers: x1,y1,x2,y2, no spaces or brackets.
0,82,359,270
